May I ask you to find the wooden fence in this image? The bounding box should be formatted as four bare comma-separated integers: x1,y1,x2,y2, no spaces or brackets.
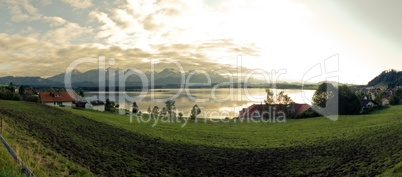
1,117,35,177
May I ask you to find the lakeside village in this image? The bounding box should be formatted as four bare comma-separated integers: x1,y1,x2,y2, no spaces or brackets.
1,82,401,119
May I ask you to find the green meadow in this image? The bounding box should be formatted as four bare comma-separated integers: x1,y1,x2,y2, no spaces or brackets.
0,100,401,176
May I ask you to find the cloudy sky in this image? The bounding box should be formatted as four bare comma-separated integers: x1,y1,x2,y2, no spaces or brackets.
0,0,401,84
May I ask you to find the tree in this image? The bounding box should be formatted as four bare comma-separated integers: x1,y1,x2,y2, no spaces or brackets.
60,88,65,92
79,88,85,97
49,87,55,92
356,91,371,100
178,112,183,119
390,95,400,105
19,85,25,95
263,88,275,118
263,88,294,118
394,88,402,97
368,69,402,87
0,92,21,101
312,83,361,115
264,88,275,105
190,104,201,119
275,91,294,116
152,106,159,117
7,82,15,92
374,92,386,104
147,106,152,114
105,99,116,112
312,83,338,109
105,99,111,111
161,107,167,116
338,85,361,115
24,92,39,102
132,102,139,114
165,100,176,117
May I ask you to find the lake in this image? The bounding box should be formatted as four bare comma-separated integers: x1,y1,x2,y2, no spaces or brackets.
85,88,315,118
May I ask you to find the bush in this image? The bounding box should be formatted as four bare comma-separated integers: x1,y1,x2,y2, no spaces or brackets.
0,91,21,101
295,110,320,119
22,93,40,102
390,95,400,105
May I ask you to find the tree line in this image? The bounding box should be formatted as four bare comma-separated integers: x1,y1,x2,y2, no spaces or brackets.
106,99,201,119
262,82,366,120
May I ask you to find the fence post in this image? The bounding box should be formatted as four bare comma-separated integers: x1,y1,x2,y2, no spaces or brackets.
1,117,3,134
0,134,36,177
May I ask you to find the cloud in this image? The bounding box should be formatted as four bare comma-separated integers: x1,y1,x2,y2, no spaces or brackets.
61,0,93,9
4,0,42,22
43,16,67,27
39,0,52,6
3,0,92,44
0,0,266,77
0,33,255,78
41,22,93,44
89,0,215,48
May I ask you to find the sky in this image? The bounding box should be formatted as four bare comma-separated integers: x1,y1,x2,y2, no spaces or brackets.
0,0,401,85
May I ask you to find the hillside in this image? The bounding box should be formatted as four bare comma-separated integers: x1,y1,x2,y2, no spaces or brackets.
367,69,402,87
0,100,401,176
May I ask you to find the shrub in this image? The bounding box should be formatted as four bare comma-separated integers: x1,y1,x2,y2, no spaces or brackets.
295,110,320,119
390,95,400,105
0,91,21,101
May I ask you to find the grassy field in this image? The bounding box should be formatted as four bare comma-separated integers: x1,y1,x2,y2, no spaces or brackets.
64,106,401,149
0,100,401,176
0,112,94,176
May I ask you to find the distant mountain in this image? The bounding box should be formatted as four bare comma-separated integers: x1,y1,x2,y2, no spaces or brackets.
0,76,61,86
367,69,402,87
0,68,261,88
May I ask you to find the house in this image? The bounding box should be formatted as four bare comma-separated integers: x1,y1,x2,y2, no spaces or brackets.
86,100,105,112
360,99,378,113
74,100,105,112
360,99,379,109
293,103,312,116
73,100,88,108
23,90,39,96
39,92,77,106
239,103,311,119
239,104,265,119
381,95,390,105
19,90,39,100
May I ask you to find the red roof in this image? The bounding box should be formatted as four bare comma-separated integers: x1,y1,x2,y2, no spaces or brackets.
239,104,264,118
39,92,77,102
382,95,390,100
239,103,311,118
293,103,311,116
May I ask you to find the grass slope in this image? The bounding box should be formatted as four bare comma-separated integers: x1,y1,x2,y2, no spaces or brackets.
0,100,401,176
0,112,94,176
64,106,401,149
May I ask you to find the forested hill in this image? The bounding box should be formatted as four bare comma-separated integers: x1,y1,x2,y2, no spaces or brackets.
367,69,402,87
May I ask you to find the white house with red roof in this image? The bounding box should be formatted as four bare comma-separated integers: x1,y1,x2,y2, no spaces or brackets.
39,91,77,107
381,95,390,105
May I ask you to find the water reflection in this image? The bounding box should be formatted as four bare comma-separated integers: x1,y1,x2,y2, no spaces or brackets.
85,88,315,118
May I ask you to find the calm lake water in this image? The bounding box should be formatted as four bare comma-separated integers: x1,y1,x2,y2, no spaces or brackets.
85,88,315,118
